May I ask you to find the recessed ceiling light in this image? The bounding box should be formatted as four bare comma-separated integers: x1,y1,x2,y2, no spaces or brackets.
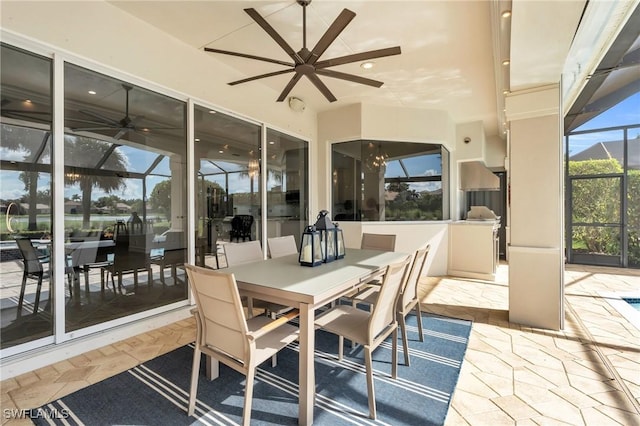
24,99,32,104
209,110,216,114
88,90,96,95
219,150,224,154
502,10,511,18
502,59,510,66
195,138,200,142
269,141,275,145
360,61,374,70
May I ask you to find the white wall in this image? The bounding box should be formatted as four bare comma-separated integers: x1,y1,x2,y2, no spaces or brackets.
339,221,449,276
317,104,455,274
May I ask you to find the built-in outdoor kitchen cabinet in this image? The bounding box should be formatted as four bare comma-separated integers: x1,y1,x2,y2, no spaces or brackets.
448,220,499,281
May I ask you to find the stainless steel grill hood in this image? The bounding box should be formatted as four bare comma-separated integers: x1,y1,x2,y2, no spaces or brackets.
460,161,500,191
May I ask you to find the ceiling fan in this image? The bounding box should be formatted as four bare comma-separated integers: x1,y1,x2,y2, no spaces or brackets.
68,84,152,140
205,0,401,103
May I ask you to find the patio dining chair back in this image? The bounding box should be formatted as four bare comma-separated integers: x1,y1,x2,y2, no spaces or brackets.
360,233,396,251
223,240,293,335
358,233,397,288
315,254,412,420
351,245,431,365
267,235,298,258
223,240,263,266
230,214,254,242
184,264,299,426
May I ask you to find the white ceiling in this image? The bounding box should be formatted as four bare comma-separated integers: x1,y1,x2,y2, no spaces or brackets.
108,0,588,138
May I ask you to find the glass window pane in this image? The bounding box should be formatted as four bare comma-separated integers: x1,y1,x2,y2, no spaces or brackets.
63,63,187,332
266,128,308,248
0,43,54,349
194,105,261,268
332,140,447,221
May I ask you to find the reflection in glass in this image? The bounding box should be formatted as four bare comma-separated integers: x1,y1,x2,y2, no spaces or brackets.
332,140,448,221
63,63,188,332
266,128,308,248
0,44,54,349
194,105,261,268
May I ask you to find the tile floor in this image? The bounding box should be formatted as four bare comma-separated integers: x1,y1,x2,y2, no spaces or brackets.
1,263,639,425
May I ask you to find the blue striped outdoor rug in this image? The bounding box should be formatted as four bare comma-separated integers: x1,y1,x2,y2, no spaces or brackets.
33,313,471,425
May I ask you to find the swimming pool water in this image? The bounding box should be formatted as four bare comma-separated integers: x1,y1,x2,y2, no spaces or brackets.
623,298,640,311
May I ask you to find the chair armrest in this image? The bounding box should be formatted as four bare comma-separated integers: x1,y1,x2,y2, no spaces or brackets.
248,309,300,341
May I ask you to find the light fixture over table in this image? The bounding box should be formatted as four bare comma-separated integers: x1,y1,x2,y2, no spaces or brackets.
204,0,401,103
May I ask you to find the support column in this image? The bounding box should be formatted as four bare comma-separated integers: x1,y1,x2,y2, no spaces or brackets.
505,84,564,330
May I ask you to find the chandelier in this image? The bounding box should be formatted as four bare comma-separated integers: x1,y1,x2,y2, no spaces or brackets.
365,143,388,171
248,158,260,178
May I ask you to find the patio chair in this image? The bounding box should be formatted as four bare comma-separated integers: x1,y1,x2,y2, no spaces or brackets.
350,245,431,366
15,237,50,313
148,231,187,285
102,234,152,293
361,233,397,251
359,233,397,286
184,264,299,426
78,242,115,296
267,235,298,258
224,241,294,318
229,214,254,242
315,254,412,420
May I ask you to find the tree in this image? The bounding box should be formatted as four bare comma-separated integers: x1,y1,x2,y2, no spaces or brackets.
64,135,127,228
149,180,171,219
569,158,624,256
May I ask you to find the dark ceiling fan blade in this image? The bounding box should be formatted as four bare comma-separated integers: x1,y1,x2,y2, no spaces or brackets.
276,73,304,102
306,73,337,102
113,128,129,141
1,111,51,124
204,47,295,67
244,8,304,64
1,109,52,115
70,126,120,132
308,9,356,65
315,69,384,88
315,46,402,69
229,69,295,86
78,109,121,127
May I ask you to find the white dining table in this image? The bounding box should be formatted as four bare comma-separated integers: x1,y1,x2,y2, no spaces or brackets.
221,248,409,426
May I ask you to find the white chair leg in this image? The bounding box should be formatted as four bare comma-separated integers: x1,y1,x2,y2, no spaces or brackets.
399,314,410,366
271,311,278,367
391,327,398,379
243,367,255,426
338,336,344,361
188,347,202,416
365,346,376,420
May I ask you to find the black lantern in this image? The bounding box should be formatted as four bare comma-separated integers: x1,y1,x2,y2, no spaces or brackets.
314,210,337,263
299,225,323,267
335,223,345,259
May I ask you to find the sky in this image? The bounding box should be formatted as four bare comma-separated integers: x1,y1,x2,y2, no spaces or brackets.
568,91,640,156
